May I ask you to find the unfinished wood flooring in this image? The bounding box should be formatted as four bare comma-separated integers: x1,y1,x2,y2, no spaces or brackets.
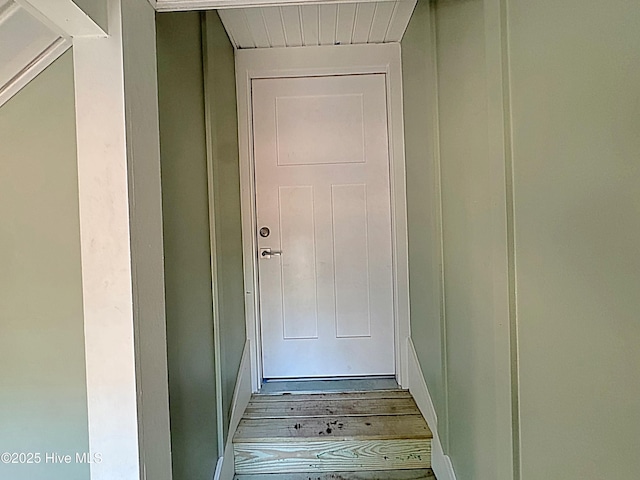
233,389,433,477
234,471,435,479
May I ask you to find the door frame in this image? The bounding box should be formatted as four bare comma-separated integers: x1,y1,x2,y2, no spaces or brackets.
236,43,411,392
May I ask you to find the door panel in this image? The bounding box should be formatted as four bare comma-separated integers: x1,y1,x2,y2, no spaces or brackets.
279,185,318,339
253,74,394,378
332,183,371,338
275,93,366,166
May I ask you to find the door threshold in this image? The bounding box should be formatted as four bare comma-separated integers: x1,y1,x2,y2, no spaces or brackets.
259,376,400,395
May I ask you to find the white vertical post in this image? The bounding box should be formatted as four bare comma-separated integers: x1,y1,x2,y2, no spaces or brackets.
72,0,172,478
73,0,139,476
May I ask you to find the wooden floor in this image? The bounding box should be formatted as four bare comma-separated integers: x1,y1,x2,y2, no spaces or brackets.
233,389,434,477
259,377,400,394
235,470,435,479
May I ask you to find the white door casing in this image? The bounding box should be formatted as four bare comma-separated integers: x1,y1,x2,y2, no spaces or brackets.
253,74,395,378
236,44,411,391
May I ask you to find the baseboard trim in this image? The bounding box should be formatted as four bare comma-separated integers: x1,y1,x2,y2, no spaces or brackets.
214,340,252,480
407,337,456,480
213,457,223,480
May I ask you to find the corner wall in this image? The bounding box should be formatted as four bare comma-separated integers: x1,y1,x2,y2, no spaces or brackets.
157,10,245,480
157,12,218,480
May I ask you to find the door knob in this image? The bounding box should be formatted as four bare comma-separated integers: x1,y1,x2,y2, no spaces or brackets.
260,248,282,258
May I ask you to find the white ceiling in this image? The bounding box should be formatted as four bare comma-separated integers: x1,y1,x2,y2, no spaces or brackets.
218,0,417,49
0,0,70,107
0,0,416,107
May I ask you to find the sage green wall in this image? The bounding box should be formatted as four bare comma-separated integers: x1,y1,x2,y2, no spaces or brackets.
401,0,447,445
403,2,512,477
73,0,107,32
122,1,173,477
157,10,245,479
508,1,640,478
0,52,90,480
403,0,640,478
435,1,512,477
203,11,246,443
157,13,218,480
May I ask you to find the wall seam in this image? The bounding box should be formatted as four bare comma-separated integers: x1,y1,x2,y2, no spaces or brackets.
499,0,521,478
428,0,449,453
201,11,226,460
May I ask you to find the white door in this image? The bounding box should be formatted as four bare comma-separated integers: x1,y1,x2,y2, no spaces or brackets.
253,74,395,378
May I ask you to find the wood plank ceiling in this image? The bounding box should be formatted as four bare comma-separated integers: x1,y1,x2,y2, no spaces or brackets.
218,1,417,49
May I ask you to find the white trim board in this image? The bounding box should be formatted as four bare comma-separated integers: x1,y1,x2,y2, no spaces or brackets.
73,0,172,479
407,337,456,480
215,341,253,480
0,0,75,108
18,0,107,37
0,0,105,107
213,457,223,480
0,37,70,108
73,12,140,480
156,0,399,13
236,43,411,392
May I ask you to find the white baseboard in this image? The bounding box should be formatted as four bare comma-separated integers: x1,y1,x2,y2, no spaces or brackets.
407,337,456,480
213,457,223,480
214,340,253,480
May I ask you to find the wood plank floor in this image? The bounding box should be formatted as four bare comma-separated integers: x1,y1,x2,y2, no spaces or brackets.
250,390,413,402
259,377,400,394
233,389,433,476
244,398,419,419
235,469,436,479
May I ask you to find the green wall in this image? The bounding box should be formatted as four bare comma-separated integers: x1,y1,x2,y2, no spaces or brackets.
401,0,447,446
122,1,173,477
0,52,90,480
508,1,640,477
203,11,247,443
402,0,640,478
157,10,245,480
73,0,107,32
403,4,510,477
157,12,218,480
434,1,512,477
